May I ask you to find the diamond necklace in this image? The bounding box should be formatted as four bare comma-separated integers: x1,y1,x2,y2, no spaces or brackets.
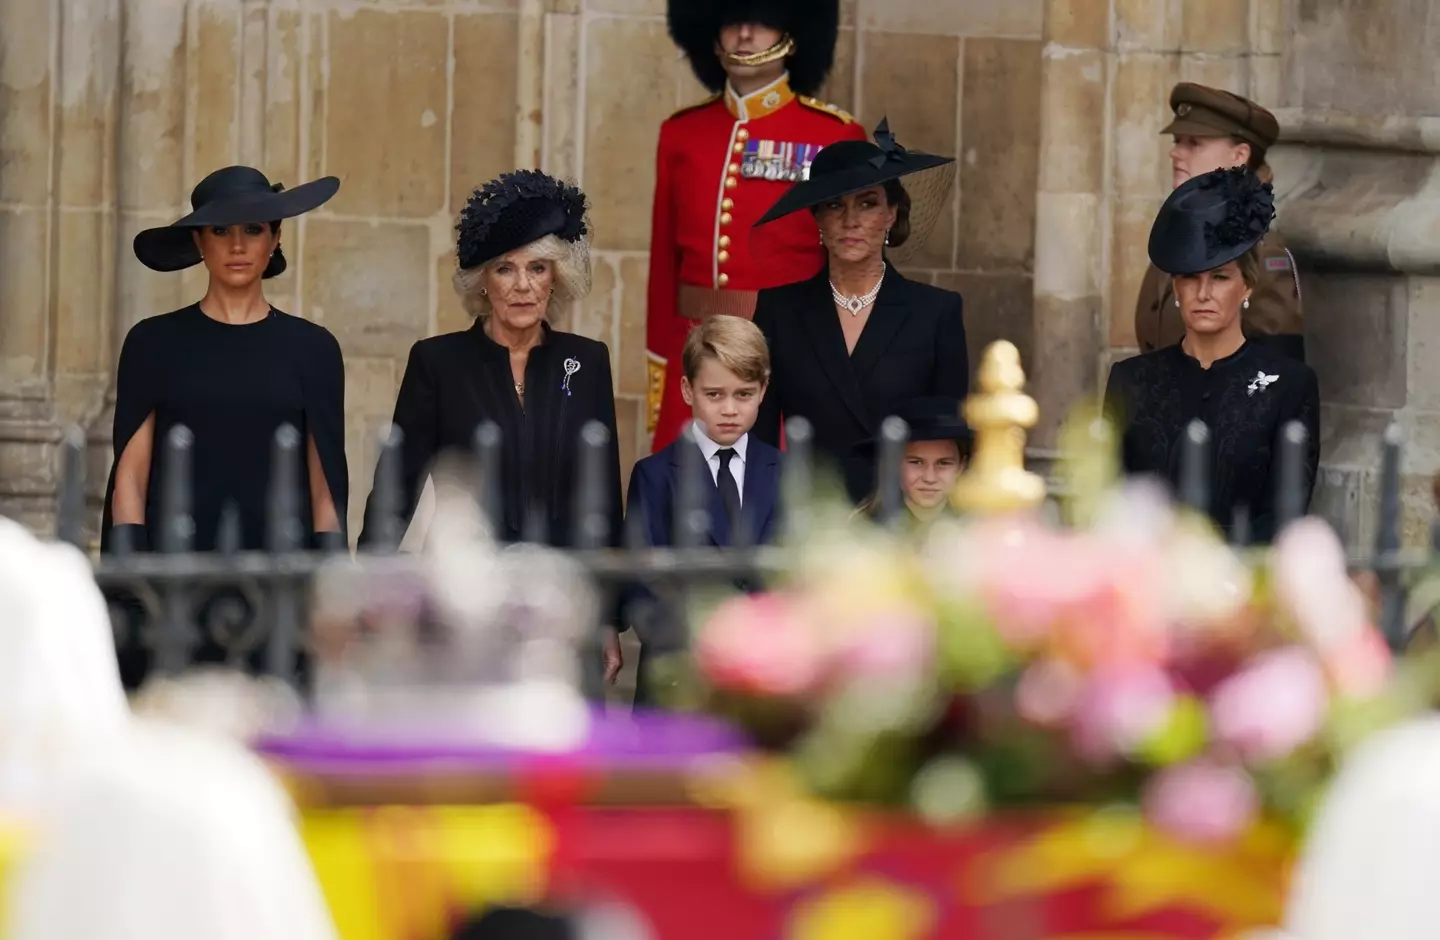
830,263,886,316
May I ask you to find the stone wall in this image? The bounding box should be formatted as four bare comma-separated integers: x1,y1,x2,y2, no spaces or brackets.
0,0,1044,540
5,0,1431,551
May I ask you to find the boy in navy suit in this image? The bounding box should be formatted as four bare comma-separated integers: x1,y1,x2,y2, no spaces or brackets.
625,315,781,704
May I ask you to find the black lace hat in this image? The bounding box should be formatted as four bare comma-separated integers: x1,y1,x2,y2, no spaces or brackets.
1147,166,1276,276
132,166,339,276
856,397,972,456
456,170,589,270
667,0,839,96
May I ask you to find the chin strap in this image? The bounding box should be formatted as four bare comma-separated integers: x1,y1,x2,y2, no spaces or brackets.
724,34,794,68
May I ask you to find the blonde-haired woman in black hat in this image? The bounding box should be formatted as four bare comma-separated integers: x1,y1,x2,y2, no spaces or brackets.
750,118,968,503
1105,167,1320,544
103,166,347,686
357,170,625,684
1135,83,1304,361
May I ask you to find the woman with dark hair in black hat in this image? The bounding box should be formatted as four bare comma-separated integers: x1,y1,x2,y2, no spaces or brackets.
106,166,347,557
853,397,972,529
1104,167,1320,543
749,118,969,503
357,170,625,684
103,165,348,686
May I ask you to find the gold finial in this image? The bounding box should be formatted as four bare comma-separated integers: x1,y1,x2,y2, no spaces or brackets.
950,341,1046,514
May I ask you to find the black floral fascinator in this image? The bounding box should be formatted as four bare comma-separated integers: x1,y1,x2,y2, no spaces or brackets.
1147,166,1276,276
456,170,589,270
133,165,339,277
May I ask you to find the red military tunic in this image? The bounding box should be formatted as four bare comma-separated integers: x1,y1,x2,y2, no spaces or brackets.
645,74,866,451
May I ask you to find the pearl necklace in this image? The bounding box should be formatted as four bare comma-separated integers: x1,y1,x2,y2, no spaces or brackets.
831,264,886,316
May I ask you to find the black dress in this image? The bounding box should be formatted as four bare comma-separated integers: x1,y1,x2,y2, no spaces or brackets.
357,320,623,551
1103,341,1320,543
100,304,348,686
752,267,969,502
101,304,348,549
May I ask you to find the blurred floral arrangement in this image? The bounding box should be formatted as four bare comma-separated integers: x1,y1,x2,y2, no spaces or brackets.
680,358,1423,847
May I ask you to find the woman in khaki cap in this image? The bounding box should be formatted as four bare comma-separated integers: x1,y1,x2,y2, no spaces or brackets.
1134,83,1305,362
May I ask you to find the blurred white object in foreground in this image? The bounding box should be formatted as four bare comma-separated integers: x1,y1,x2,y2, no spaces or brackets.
0,517,336,940
1283,716,1440,940
3,721,337,940
0,518,128,812
310,475,595,752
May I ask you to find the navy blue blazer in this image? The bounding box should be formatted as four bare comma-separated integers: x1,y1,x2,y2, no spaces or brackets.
625,435,782,548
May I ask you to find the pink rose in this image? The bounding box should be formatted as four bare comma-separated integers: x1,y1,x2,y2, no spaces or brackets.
1209,646,1328,761
695,592,824,697
1143,759,1259,845
1323,626,1392,698
1015,658,1085,728
1272,518,1367,650
833,607,935,682
1069,667,1175,764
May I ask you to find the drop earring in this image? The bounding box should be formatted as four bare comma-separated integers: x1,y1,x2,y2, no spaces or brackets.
1173,297,1180,307
1243,296,1251,309
884,228,891,246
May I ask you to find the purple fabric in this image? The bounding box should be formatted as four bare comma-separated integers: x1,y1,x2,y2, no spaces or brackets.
254,707,750,775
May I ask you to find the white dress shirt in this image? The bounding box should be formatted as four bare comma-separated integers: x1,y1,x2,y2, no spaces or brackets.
691,424,747,505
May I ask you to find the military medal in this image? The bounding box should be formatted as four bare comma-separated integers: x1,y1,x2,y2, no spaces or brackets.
762,140,780,180
741,139,761,178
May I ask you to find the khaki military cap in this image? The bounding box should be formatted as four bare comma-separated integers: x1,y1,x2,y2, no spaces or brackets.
1161,82,1280,151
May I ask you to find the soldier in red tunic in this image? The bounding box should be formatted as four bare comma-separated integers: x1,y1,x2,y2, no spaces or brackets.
646,0,866,452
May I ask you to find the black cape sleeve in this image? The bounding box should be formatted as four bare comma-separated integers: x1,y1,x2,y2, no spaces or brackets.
299,323,349,540
100,319,161,553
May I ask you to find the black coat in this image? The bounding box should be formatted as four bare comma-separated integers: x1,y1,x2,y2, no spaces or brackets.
358,320,623,550
1103,341,1321,543
752,267,969,502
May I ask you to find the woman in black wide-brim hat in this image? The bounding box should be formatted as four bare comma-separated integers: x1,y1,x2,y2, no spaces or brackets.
748,118,969,504
852,396,972,529
1104,167,1319,543
103,165,348,686
356,170,626,687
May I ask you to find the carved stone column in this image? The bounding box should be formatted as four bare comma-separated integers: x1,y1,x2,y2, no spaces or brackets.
0,0,123,536
1029,0,1107,451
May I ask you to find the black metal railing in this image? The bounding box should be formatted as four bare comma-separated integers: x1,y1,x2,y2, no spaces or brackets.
37,414,1440,691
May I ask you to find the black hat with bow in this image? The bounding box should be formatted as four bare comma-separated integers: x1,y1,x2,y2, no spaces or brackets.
667,0,840,96
456,170,589,270
749,117,956,278
1147,166,1276,276
132,166,339,277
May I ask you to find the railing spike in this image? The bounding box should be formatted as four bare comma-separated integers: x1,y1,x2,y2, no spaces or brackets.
1178,419,1210,514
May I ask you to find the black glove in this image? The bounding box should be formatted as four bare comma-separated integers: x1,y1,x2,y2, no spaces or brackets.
310,529,349,553
108,523,149,553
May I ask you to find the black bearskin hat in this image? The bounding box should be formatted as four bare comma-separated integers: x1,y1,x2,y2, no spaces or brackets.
667,0,840,97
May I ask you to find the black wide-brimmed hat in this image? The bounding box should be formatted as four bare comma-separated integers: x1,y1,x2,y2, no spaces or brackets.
856,397,972,456
456,170,589,270
132,166,339,276
667,0,839,96
1147,166,1276,276
750,118,956,278
756,118,954,225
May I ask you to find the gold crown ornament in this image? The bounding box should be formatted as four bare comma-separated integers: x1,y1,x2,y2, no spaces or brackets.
950,341,1047,514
